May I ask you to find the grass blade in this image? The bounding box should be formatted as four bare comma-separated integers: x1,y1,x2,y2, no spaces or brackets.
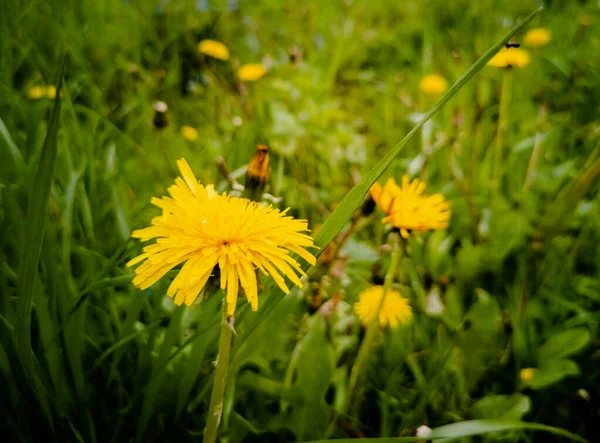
297,419,586,442
0,116,25,174
14,56,66,383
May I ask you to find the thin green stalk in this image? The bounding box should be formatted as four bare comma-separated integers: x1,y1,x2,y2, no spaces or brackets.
329,234,401,434
522,105,548,192
204,301,234,443
493,70,512,192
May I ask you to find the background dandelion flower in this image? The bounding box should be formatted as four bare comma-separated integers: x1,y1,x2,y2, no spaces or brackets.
354,286,412,328
180,125,198,141
487,47,530,68
198,39,230,60
524,28,552,47
128,158,316,316
237,63,266,82
369,178,401,215
419,74,448,95
372,176,450,238
520,367,536,383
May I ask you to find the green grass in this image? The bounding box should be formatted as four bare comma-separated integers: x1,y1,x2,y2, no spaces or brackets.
1,0,599,442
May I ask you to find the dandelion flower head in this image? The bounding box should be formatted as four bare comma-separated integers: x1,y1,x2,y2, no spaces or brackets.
520,367,536,383
128,159,316,316
524,28,552,47
354,286,412,328
419,74,448,95
370,176,450,238
487,47,530,68
198,39,230,61
28,85,56,99
180,125,198,141
237,63,267,82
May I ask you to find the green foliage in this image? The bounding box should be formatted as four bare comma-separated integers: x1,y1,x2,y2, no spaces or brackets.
1,0,599,442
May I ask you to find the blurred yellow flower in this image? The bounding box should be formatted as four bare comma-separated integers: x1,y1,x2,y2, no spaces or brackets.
419,74,448,95
28,86,45,99
45,86,57,99
487,48,530,68
198,39,230,61
520,367,536,383
354,286,412,328
237,63,266,82
28,85,59,99
128,159,316,316
580,15,593,26
524,28,552,47
370,178,400,215
180,125,198,141
370,176,450,238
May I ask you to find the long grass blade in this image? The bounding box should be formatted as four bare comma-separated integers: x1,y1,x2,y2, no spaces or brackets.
298,419,586,443
14,56,66,382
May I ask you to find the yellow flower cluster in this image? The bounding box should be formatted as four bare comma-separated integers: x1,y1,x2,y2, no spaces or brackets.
197,39,267,82
370,176,451,238
28,85,57,99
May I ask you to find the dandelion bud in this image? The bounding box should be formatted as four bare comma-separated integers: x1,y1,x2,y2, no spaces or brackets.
245,144,270,200
153,100,168,129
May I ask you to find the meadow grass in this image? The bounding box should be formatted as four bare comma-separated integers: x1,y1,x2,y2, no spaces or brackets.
1,0,599,442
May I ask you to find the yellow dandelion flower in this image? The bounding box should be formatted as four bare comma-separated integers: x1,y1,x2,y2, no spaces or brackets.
523,28,552,47
370,178,401,215
198,39,230,61
237,63,266,82
45,85,57,99
520,367,536,383
354,286,412,328
28,85,45,99
419,74,448,95
371,176,450,238
180,125,198,141
127,159,316,316
487,47,530,68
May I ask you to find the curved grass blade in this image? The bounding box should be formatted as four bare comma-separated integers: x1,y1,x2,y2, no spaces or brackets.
14,56,66,383
0,116,25,174
298,420,586,443
233,6,543,352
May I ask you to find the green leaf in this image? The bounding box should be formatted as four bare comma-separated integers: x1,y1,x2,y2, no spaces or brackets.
472,394,531,421
528,359,580,390
538,328,591,362
0,116,25,174
14,56,65,384
278,316,334,441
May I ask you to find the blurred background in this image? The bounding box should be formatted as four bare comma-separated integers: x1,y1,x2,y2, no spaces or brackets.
1,0,599,441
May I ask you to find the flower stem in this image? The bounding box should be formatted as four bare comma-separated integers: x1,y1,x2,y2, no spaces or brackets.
337,234,401,428
203,301,234,443
493,70,512,192
522,104,548,192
